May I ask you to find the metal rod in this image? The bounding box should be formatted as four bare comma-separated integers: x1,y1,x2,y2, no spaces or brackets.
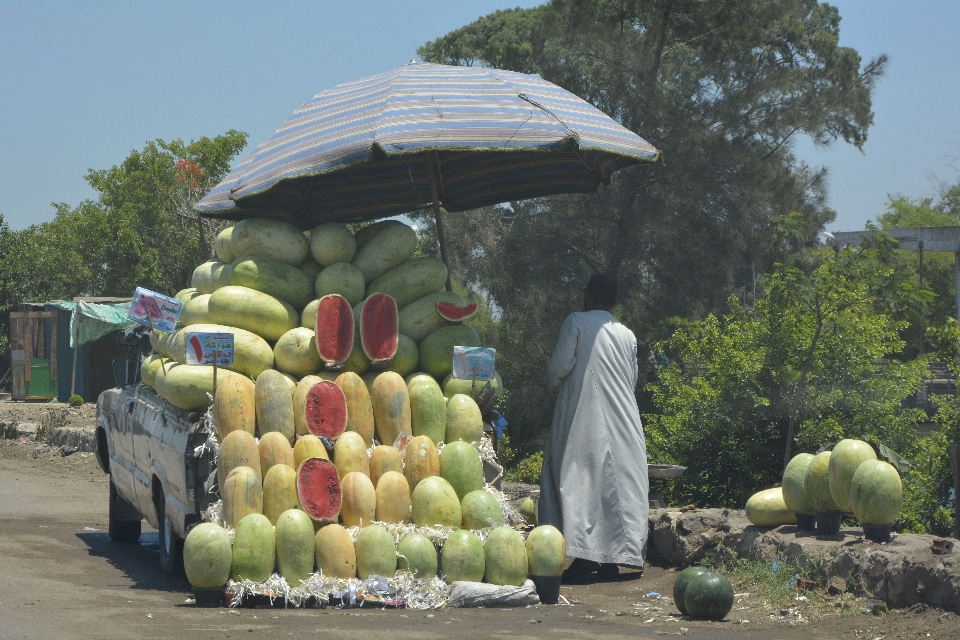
955,251,960,324
426,156,452,292
70,312,80,397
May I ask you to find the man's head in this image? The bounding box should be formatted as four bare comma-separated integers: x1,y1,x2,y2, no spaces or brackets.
584,273,618,311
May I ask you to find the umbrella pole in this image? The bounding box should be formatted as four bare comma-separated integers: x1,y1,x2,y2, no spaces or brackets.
427,158,453,292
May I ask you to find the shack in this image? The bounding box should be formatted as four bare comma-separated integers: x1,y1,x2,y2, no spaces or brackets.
9,297,134,403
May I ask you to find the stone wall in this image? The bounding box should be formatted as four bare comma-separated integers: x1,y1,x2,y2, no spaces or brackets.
649,508,960,613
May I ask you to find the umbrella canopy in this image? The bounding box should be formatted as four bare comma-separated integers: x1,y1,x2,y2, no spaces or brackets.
196,62,659,228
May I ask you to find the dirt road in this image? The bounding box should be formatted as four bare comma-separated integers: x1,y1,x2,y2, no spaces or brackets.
0,409,957,639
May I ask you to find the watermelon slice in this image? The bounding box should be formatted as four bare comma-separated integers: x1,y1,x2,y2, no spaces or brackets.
436,300,479,322
296,457,342,524
315,294,354,368
304,381,347,440
360,293,399,368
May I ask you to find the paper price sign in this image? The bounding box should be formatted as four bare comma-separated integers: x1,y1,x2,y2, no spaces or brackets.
451,346,496,381
128,287,183,333
184,332,235,366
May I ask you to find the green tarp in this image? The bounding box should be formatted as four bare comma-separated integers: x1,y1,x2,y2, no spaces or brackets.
48,300,135,347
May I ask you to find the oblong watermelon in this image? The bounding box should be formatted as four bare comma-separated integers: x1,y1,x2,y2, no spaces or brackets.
231,513,276,583
359,293,399,367
355,524,397,578
230,218,308,266
309,223,357,267
397,533,438,579
184,523,233,588
315,294,354,368
273,327,323,378
230,255,314,309
367,257,448,309
441,529,484,584
275,508,315,586
297,457,341,524
207,285,299,342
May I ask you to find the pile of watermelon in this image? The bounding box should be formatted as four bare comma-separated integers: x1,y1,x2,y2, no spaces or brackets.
744,438,904,533
135,217,560,599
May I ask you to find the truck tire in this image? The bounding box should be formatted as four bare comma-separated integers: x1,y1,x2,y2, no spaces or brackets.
108,479,141,543
158,501,185,576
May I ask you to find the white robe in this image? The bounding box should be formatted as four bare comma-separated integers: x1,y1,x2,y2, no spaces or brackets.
539,310,648,566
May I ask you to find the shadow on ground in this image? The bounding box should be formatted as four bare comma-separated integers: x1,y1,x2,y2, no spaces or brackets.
76,531,191,593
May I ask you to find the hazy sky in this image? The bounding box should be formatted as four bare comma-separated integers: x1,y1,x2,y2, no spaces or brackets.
2,1,958,232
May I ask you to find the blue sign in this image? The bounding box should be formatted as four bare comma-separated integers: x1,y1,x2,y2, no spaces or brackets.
184,332,234,366
128,287,183,333
451,346,496,381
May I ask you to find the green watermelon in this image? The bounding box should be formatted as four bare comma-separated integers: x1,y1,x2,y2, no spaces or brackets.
804,451,840,513
355,524,397,578
231,218,308,266
440,529,485,584
178,293,212,328
850,459,903,525
168,323,275,380
397,533,439,579
153,363,240,411
231,513,276,583
184,523,233,588
275,509,315,586
298,255,323,284
684,572,734,621
208,285,299,342
439,441,483,500
191,259,225,294
230,255,313,309
309,222,357,266
418,324,481,378
483,526,528,586
399,291,467,344
442,371,503,402
744,487,796,527
828,439,877,513
673,566,711,615
300,299,319,330
411,476,461,527
525,525,565,577
445,394,484,443
351,221,417,282
781,453,816,516
386,334,419,377
367,257,448,309
315,262,365,306
214,226,236,263
408,376,446,443
273,327,323,378
460,490,504,530
519,497,537,526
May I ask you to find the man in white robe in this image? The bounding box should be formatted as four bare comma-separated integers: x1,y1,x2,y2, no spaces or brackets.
539,274,648,581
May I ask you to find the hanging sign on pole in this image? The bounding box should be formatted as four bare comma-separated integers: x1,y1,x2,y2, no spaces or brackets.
451,346,496,381
184,332,235,367
128,287,183,333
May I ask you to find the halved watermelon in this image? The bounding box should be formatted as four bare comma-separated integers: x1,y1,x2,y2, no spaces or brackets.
296,457,342,524
360,293,399,367
315,294,354,368
436,300,478,322
304,381,348,440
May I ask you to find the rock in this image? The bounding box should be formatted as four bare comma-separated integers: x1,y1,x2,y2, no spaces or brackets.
648,507,960,613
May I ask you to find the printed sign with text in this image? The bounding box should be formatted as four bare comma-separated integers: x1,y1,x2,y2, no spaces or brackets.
184,332,235,366
128,287,183,334
451,346,496,381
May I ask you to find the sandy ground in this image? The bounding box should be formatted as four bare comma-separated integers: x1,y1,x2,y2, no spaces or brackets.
1,400,959,638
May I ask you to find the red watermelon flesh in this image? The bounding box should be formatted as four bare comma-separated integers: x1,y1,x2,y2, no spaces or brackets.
436,301,479,322
305,381,348,440
315,294,354,367
360,293,399,367
296,457,341,523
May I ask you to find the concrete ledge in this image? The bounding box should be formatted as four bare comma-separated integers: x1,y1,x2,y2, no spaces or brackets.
649,508,960,613
46,427,96,453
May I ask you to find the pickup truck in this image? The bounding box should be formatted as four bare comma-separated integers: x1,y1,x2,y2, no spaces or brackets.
95,332,217,575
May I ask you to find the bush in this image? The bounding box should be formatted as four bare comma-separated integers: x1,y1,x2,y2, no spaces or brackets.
505,451,543,484
68,394,84,407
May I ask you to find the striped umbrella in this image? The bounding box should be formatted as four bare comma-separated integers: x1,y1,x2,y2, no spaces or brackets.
195,62,659,283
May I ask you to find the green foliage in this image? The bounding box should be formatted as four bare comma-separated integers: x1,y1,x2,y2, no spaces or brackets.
505,451,543,484
646,235,928,508
68,394,84,407
0,131,247,374
895,432,954,535
416,1,885,457
703,551,825,612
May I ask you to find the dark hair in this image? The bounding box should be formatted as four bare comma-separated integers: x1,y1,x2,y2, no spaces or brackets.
586,273,617,307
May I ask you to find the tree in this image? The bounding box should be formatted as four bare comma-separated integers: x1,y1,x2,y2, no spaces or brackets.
0,131,247,377
646,234,928,508
416,1,886,458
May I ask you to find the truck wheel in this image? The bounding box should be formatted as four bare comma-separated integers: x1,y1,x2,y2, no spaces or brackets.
158,501,185,576
108,479,141,543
